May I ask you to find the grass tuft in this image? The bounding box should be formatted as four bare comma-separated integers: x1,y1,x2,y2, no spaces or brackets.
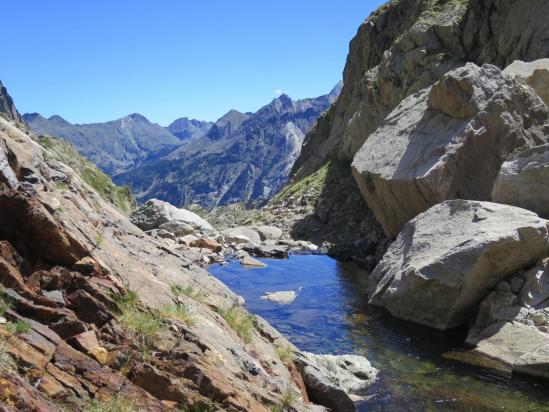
114,291,165,348
275,345,294,366
171,284,207,302
280,388,298,408
84,395,135,412
159,303,196,326
217,305,255,344
4,320,31,335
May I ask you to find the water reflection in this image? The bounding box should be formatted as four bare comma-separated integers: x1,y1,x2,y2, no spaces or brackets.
209,255,549,411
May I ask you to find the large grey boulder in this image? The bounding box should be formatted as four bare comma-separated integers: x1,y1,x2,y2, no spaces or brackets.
368,200,549,330
352,63,549,237
465,259,549,379
492,144,549,218
131,199,213,233
294,352,377,412
503,59,549,106
252,225,283,241
221,226,262,245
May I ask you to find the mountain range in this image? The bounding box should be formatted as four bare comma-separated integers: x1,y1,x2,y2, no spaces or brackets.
24,82,342,208
23,112,182,175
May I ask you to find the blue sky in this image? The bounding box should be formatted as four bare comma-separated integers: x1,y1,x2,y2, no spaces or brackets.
1,1,385,125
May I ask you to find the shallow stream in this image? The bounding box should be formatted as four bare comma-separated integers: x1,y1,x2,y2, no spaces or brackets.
210,255,549,411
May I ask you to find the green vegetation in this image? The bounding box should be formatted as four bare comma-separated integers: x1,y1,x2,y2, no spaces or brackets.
84,395,135,412
271,161,330,204
275,345,294,366
38,136,135,214
217,305,255,344
279,388,298,409
0,293,10,317
159,303,195,326
171,284,207,303
114,291,165,348
95,232,104,247
4,320,31,335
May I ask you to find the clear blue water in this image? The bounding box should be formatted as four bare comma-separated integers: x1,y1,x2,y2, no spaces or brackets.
210,255,549,411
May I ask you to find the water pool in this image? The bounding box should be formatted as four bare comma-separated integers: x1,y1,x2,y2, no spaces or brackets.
210,255,549,411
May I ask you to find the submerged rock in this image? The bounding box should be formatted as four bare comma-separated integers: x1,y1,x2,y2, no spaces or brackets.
368,200,549,330
261,290,297,304
240,255,267,268
351,63,549,236
492,144,549,218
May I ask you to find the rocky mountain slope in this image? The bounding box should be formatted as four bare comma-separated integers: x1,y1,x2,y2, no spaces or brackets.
115,84,342,209
23,113,182,176
0,82,377,411
0,81,22,123
167,117,213,141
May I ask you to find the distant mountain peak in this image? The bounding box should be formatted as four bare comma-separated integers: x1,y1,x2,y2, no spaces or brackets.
124,113,149,122
22,112,45,122
167,117,213,141
47,114,71,125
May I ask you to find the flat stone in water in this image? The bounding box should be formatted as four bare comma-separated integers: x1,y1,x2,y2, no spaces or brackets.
261,290,296,304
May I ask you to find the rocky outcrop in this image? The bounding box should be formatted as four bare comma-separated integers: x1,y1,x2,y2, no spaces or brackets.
0,81,22,123
131,198,213,233
351,63,549,237
295,352,377,412
368,200,549,330
293,0,549,180
492,144,549,218
465,259,549,379
0,97,367,411
503,59,549,106
221,226,262,245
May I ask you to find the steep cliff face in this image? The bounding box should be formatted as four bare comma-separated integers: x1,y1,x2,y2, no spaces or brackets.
292,0,549,179
0,81,22,123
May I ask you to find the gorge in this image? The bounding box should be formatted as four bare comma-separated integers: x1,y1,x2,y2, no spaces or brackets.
2,0,549,411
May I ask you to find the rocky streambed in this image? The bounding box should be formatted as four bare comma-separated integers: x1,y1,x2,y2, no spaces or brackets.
210,255,549,411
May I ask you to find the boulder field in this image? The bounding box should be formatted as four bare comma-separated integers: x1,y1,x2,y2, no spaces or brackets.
129,199,315,267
